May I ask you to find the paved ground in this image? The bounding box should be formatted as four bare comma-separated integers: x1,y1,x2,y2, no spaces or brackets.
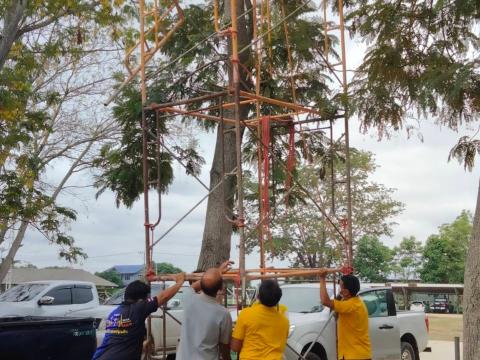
421,340,462,360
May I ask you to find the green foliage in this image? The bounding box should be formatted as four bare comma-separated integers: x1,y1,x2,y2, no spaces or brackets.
346,0,480,136
244,150,403,267
154,262,183,274
449,136,480,171
420,210,472,283
1,0,130,159
354,236,393,282
392,236,423,281
95,269,123,287
93,83,205,207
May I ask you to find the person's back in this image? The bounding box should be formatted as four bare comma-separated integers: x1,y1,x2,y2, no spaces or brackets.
93,275,184,360
319,272,372,360
93,298,157,360
334,295,370,360
232,280,289,360
176,266,232,360
176,287,231,359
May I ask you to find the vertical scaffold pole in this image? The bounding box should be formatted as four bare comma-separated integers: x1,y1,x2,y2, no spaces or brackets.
139,0,153,343
338,0,353,267
229,0,247,306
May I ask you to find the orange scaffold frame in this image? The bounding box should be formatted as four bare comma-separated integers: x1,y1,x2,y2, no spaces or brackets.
103,0,355,358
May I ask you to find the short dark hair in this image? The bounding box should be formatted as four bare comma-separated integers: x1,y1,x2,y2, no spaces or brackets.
124,280,151,302
341,274,360,296
258,280,282,307
200,277,223,297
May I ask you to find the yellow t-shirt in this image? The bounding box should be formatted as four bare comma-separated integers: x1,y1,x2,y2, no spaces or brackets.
334,297,372,360
232,302,289,360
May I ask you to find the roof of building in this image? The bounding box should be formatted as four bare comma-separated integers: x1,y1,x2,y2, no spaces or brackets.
368,282,464,293
2,268,118,288
367,282,464,288
110,265,144,274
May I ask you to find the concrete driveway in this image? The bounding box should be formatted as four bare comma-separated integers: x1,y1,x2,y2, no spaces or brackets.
421,340,462,360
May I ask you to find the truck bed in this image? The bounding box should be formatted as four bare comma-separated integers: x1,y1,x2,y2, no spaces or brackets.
397,310,430,352
0,316,97,360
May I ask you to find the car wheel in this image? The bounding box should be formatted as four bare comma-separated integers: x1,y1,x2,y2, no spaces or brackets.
401,341,416,360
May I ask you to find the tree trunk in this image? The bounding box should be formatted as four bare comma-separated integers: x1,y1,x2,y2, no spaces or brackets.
0,0,27,71
196,0,252,270
463,180,480,360
0,220,28,282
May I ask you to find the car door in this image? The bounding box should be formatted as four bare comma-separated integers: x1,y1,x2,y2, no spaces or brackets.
39,285,73,316
151,287,185,352
359,289,401,360
69,285,96,315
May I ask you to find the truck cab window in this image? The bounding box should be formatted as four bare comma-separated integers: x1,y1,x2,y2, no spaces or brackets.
45,287,72,305
72,287,93,304
360,290,389,318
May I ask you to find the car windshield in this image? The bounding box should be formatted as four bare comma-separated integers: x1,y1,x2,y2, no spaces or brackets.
281,287,333,313
0,284,48,302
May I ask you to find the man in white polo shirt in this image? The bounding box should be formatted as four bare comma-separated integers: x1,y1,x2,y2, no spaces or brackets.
176,261,233,360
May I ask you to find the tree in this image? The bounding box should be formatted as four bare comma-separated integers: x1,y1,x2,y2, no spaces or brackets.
420,211,472,283
344,0,479,356
0,1,127,71
0,2,130,282
95,269,123,288
392,236,423,281
353,236,393,282
154,262,183,274
244,150,403,268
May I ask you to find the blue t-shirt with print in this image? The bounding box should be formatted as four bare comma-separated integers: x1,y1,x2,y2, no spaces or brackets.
92,297,158,360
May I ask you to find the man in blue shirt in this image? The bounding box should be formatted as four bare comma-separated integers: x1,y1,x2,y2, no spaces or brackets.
93,272,185,360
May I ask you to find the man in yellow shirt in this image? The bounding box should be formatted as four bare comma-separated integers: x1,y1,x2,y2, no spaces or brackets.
319,272,372,360
231,280,289,360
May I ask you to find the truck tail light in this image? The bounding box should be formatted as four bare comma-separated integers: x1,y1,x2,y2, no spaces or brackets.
425,315,429,333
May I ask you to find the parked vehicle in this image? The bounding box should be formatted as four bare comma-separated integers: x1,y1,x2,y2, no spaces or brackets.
431,298,449,313
0,280,100,317
0,316,96,360
279,283,430,360
409,301,426,312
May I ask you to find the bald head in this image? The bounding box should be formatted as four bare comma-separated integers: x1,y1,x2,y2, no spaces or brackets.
200,268,223,297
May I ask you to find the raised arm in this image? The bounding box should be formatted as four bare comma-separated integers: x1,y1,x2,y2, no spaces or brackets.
156,272,185,305
319,270,334,309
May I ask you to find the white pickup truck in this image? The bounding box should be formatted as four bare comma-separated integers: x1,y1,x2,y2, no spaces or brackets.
281,283,430,360
0,280,100,317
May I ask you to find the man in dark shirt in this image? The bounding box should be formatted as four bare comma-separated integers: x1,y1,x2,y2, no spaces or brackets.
92,272,185,360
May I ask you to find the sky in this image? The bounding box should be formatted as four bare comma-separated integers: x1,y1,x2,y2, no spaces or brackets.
9,6,480,274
